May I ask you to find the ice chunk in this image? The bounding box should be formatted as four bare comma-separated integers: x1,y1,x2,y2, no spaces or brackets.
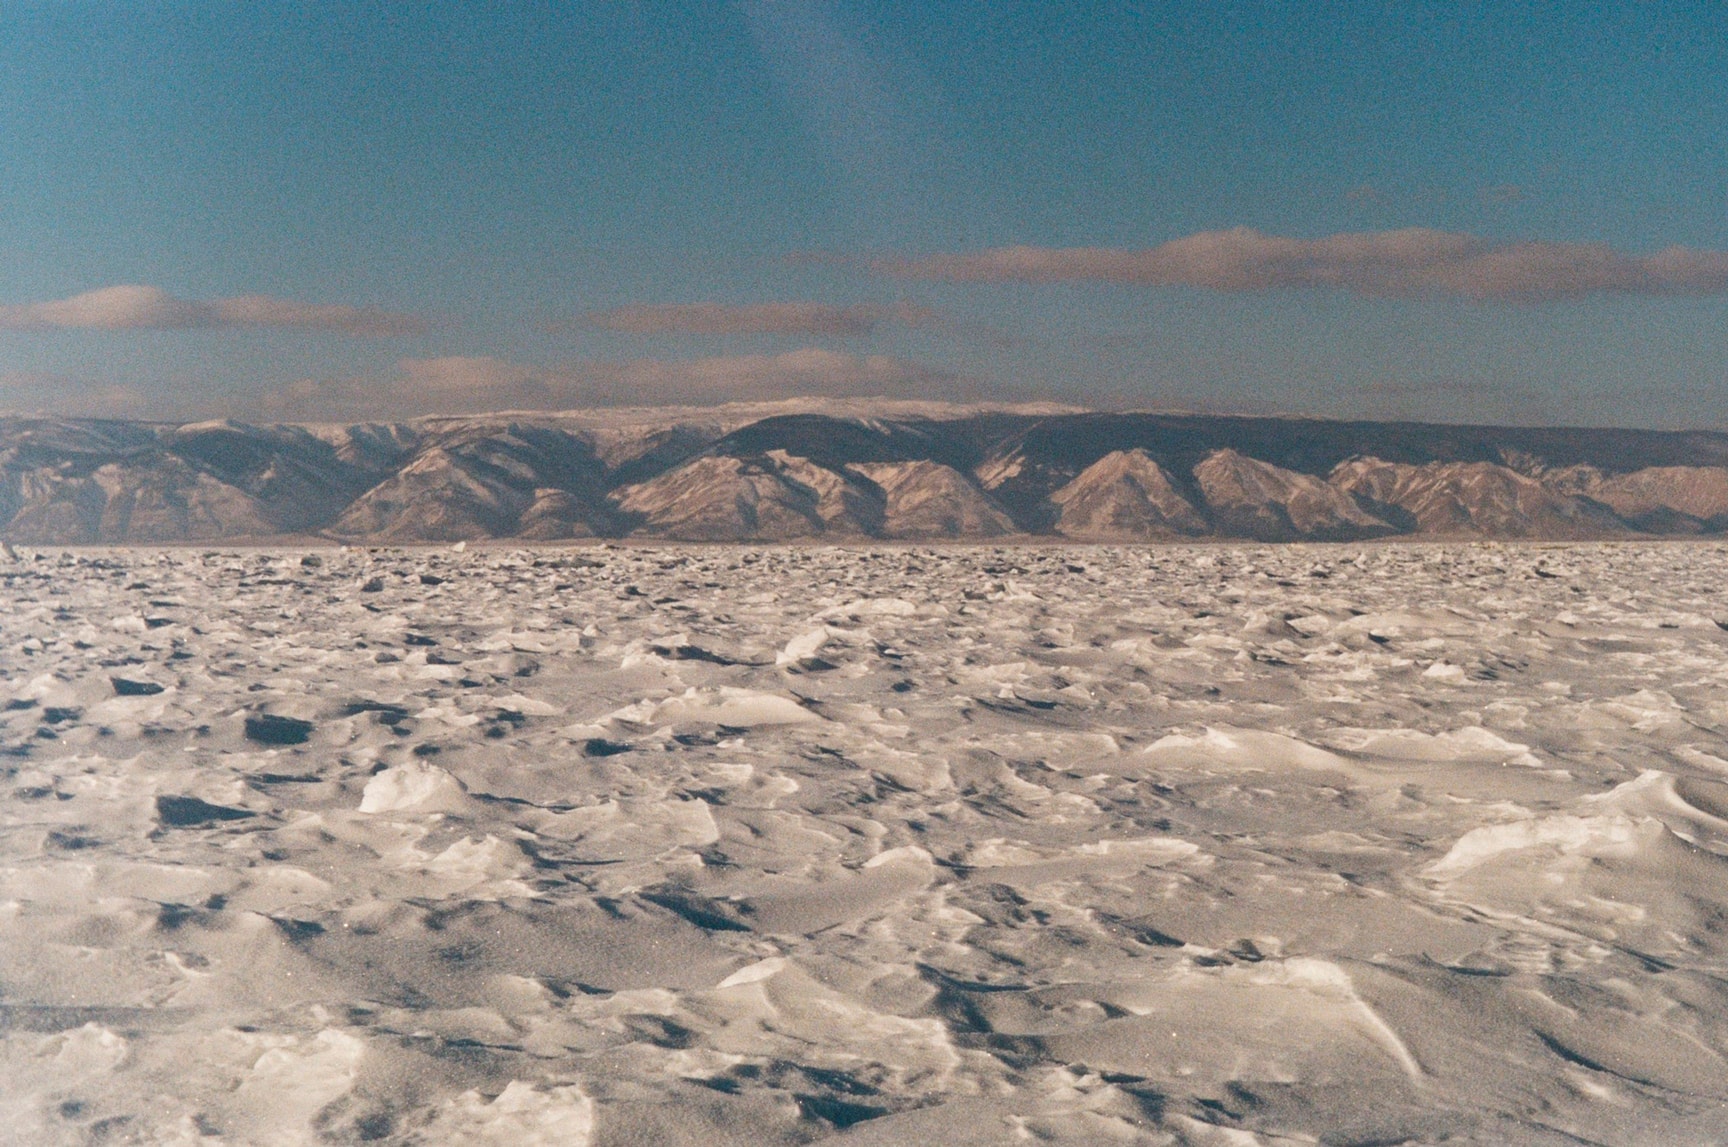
606,687,821,728
359,761,468,813
1426,814,1647,879
814,597,919,620
426,1081,594,1146
718,956,787,988
232,1029,364,1130
776,626,833,666
1327,725,1541,766
45,1023,130,1072
1139,726,1357,775
426,835,533,892
535,798,719,861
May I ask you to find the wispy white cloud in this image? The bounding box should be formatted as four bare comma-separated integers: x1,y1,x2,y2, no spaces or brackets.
582,300,936,336
259,349,968,420
878,227,1728,301
605,347,944,396
0,370,55,390
0,285,426,335
0,370,151,418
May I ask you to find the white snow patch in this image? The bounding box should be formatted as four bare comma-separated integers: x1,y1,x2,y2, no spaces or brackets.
606,687,822,728
359,761,469,813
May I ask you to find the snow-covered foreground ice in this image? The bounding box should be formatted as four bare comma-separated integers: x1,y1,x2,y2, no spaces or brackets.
4,542,1728,1145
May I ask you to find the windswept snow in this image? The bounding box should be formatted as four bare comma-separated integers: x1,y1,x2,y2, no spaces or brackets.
4,540,1728,1143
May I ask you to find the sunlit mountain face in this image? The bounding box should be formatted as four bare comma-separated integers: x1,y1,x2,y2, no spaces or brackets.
5,404,1728,544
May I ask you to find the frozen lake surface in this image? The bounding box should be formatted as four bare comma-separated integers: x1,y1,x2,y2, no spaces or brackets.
4,542,1728,1144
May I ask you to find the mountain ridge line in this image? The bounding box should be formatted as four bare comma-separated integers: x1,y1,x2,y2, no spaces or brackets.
5,403,1728,543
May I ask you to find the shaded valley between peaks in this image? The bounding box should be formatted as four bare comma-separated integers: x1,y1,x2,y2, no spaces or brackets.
6,402,1728,544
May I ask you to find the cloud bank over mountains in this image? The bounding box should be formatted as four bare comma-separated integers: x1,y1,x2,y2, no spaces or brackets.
262,349,965,420
18,224,1724,347
7,224,1727,422
582,301,936,336
0,285,426,336
881,228,1728,301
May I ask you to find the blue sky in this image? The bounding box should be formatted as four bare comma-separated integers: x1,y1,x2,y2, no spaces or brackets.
2,1,1725,426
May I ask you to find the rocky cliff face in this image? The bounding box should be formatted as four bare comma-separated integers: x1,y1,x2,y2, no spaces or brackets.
1329,458,1630,539
0,419,398,543
1561,466,1728,533
849,460,1016,539
1049,449,1206,539
1194,449,1397,541
613,451,880,540
328,423,610,542
3,404,1727,543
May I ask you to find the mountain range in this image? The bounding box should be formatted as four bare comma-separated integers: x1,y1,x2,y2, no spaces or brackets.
5,399,1728,544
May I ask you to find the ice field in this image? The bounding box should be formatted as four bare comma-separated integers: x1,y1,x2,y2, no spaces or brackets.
4,541,1728,1144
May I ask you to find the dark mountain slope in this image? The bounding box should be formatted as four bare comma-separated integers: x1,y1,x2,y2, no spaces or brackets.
3,405,1726,543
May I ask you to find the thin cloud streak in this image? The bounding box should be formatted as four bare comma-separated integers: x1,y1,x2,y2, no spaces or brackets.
581,300,937,336
0,285,426,336
261,349,970,420
0,370,151,418
879,228,1728,301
